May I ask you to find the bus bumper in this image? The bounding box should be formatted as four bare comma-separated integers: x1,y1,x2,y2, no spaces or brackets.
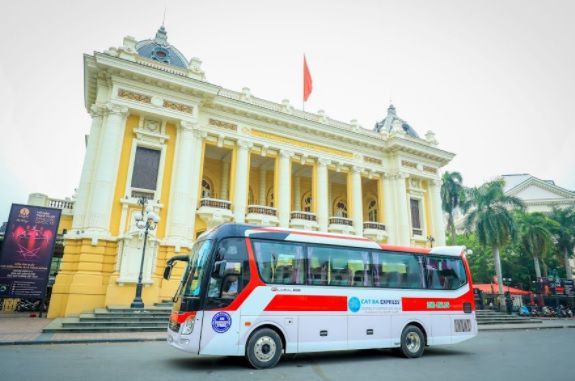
167,328,201,353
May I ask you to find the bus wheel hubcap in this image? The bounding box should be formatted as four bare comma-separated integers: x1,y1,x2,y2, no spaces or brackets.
406,332,421,353
254,336,276,362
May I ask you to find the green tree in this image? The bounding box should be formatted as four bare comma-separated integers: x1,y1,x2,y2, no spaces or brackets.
441,171,466,244
464,179,524,310
516,211,557,279
455,233,493,283
548,207,575,280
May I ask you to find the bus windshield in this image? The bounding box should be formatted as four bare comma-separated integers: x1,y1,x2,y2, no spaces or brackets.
182,239,213,298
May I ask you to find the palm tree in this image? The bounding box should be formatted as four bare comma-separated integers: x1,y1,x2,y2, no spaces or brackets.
548,207,575,280
516,212,557,279
464,179,525,310
441,171,466,243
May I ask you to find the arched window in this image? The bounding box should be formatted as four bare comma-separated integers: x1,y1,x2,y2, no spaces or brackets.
368,198,378,222
248,187,255,205
334,199,348,218
266,188,274,207
201,178,213,198
302,193,312,212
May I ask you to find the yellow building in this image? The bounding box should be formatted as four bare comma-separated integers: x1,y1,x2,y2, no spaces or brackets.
43,27,454,317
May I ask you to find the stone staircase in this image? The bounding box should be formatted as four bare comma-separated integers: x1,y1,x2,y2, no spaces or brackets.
43,302,173,333
476,309,542,325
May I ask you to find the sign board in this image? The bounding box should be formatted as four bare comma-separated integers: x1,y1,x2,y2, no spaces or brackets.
0,204,61,299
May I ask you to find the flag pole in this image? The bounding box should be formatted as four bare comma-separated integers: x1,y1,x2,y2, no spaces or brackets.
302,52,305,112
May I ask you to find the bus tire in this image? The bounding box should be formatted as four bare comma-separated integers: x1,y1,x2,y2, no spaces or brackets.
400,325,425,358
246,328,283,369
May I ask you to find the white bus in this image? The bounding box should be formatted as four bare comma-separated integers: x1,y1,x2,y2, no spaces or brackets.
166,223,477,368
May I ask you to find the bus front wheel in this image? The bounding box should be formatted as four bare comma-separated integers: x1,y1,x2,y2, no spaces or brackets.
399,325,425,358
246,328,283,369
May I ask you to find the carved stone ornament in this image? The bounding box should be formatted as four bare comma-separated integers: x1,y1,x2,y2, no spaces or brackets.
143,119,161,133
364,156,382,165
163,100,193,114
118,89,151,104
209,118,237,131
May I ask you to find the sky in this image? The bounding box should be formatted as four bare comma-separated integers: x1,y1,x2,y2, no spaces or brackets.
0,0,574,221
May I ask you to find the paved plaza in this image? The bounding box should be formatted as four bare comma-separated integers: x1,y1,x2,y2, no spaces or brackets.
0,329,574,381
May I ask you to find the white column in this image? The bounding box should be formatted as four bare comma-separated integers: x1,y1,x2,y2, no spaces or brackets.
316,158,329,232
294,176,301,211
233,140,252,223
258,168,267,205
84,103,128,235
429,179,446,246
394,173,411,246
382,173,396,243
220,161,230,200
166,122,205,246
72,104,105,231
277,150,292,227
351,166,364,236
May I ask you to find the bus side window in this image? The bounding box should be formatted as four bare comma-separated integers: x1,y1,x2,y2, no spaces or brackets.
252,240,305,285
307,246,329,286
375,251,424,289
425,256,467,290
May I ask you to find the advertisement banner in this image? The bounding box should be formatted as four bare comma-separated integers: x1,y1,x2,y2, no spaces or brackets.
0,204,61,299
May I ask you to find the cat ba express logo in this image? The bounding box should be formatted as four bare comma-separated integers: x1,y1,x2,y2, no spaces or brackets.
211,312,232,333
348,297,361,313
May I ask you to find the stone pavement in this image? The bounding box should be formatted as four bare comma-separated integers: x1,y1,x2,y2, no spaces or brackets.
1,312,574,345
0,313,165,345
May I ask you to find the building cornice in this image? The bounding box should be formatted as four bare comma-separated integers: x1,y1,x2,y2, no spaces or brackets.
84,52,455,167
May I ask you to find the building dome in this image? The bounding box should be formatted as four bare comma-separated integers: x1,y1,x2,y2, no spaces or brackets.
374,104,419,138
136,26,188,69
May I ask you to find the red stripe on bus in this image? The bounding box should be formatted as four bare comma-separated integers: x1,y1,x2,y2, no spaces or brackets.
379,244,431,254
264,295,348,312
401,289,474,312
252,227,371,242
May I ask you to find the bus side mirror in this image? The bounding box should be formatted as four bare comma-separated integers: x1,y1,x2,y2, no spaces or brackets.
163,264,173,280
212,260,227,279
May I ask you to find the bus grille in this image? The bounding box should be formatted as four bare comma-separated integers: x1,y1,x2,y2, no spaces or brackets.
454,319,471,332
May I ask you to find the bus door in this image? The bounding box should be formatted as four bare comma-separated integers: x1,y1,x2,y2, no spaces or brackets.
199,238,250,356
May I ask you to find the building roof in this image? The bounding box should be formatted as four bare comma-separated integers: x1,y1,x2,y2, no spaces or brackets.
373,104,420,138
135,26,188,69
473,283,531,295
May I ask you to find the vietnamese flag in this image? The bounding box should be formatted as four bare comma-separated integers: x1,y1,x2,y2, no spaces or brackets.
303,55,313,102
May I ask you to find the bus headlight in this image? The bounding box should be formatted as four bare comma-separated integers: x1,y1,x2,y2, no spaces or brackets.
181,316,195,335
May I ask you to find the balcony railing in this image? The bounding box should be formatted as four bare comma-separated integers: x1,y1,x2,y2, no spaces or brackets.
247,205,277,216
412,228,423,236
363,222,386,231
199,198,232,210
329,217,353,226
131,189,156,200
48,198,74,210
290,211,317,221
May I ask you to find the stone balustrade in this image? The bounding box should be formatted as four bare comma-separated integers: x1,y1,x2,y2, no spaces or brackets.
199,198,232,210
363,222,386,231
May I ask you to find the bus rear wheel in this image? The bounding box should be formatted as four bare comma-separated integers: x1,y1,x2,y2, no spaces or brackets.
399,325,425,358
246,328,283,369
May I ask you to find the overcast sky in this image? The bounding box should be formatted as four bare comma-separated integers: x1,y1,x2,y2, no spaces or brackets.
1,0,574,221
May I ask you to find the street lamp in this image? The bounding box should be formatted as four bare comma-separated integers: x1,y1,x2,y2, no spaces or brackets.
427,235,435,248
130,197,160,309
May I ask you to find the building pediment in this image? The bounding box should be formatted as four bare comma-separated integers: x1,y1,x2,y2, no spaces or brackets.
507,176,575,202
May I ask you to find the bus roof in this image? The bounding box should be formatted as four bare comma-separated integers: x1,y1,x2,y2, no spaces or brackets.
200,224,464,256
